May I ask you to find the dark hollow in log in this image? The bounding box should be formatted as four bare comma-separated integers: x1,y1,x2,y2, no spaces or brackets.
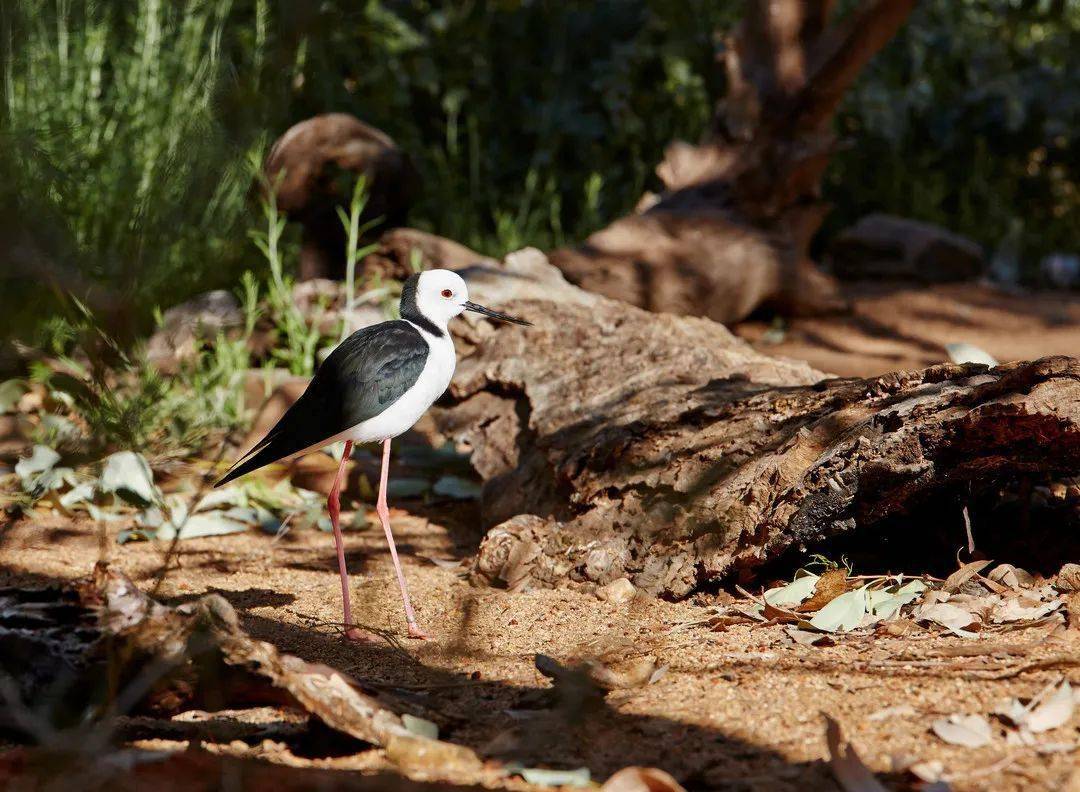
432,252,1080,598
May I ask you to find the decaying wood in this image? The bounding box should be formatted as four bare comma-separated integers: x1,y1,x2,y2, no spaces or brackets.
0,563,425,749
550,0,916,323
430,251,1080,598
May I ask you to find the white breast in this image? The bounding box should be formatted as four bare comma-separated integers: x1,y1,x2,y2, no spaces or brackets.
348,323,456,444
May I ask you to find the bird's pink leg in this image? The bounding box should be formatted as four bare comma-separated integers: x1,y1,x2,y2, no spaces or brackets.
328,440,368,641
377,438,428,639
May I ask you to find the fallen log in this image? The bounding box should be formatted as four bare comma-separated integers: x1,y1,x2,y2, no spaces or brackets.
432,251,1080,598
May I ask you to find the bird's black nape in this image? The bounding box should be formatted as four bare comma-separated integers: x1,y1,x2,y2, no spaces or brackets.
399,273,443,337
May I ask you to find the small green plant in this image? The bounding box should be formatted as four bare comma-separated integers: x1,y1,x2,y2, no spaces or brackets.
336,175,381,342
247,155,324,376
805,553,854,575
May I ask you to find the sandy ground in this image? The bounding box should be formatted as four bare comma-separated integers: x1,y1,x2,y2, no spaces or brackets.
3,501,1080,791
735,281,1080,377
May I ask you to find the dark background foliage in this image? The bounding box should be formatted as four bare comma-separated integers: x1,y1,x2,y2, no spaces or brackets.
2,0,1077,340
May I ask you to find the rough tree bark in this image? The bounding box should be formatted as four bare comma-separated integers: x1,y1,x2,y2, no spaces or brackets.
430,251,1080,598
549,0,916,323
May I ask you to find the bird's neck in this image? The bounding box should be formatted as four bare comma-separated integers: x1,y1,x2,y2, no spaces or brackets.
400,304,445,338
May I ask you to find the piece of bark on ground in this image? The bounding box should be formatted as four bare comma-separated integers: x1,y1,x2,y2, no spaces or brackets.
0,563,414,748
426,250,1080,598
549,0,917,323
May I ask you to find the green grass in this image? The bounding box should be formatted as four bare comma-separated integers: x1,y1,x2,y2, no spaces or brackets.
1,0,264,335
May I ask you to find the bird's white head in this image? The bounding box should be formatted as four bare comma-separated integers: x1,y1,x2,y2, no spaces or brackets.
400,269,531,334
408,269,470,329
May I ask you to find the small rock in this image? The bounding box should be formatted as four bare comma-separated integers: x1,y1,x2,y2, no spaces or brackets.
597,578,636,604
827,213,984,282
1056,563,1080,593
147,290,243,373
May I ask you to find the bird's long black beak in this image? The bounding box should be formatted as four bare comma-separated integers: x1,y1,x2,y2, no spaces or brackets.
463,301,532,326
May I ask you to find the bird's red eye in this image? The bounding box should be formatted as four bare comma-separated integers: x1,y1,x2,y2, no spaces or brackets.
441,289,453,298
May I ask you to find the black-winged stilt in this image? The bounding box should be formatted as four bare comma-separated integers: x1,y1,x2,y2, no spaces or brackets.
217,269,530,639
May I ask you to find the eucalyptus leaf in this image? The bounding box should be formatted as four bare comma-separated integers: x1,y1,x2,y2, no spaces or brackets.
764,573,820,607
59,482,97,509
99,451,160,506
931,714,992,748
401,713,439,740
512,766,591,788
158,512,249,540
38,414,80,443
0,379,28,413
387,477,430,499
809,587,869,632
87,503,129,523
432,475,481,500
867,580,927,619
15,445,60,481
945,342,998,367
193,486,247,512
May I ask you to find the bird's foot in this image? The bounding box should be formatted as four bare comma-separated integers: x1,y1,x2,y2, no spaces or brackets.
406,623,431,640
343,626,380,643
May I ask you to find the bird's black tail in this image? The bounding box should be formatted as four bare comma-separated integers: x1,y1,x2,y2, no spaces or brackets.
214,429,302,488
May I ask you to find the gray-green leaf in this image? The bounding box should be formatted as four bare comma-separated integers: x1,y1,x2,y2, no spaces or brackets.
515,767,591,788
99,451,160,506
432,475,481,500
0,379,28,413
810,587,869,632
764,573,820,607
401,714,439,740
16,445,60,481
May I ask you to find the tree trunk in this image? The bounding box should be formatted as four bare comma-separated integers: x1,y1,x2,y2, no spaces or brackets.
550,0,917,324
433,252,1080,598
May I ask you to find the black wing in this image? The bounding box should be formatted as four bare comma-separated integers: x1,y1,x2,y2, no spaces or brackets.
215,320,428,486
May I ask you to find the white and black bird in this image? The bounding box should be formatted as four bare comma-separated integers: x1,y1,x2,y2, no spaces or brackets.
217,269,530,639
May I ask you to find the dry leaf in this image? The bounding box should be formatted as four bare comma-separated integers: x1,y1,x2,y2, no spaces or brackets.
908,760,947,785
1055,563,1080,593
1067,592,1080,630
988,564,1035,590
799,569,849,612
914,601,981,637
761,602,803,623
1026,681,1075,733
786,626,835,646
601,767,688,792
823,713,889,792
943,559,992,593
867,704,917,722
992,596,1063,623
880,618,919,637
931,714,993,748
